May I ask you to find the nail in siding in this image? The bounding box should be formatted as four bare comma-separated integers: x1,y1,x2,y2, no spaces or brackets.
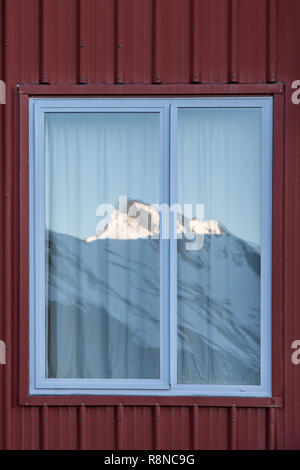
229,0,239,83
154,404,161,450
115,0,125,84
116,404,124,450
266,0,278,82
40,0,47,83
191,0,200,83
192,404,199,450
267,407,276,450
40,405,48,450
229,406,237,450
152,0,162,83
78,404,86,450
78,0,87,84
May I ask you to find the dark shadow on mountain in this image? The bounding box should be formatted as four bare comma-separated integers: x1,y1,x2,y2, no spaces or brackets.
177,233,260,384
47,300,160,379
46,228,261,383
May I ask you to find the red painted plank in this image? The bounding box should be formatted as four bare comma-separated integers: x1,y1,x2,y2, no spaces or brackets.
40,405,48,450
193,0,229,83
115,0,125,84
266,0,278,82
198,407,228,450
3,0,41,450
159,407,191,450
116,404,124,450
277,0,300,449
267,407,277,450
192,405,199,450
0,0,4,452
46,407,78,450
272,92,285,398
191,0,200,83
19,82,284,96
235,0,267,83
123,406,153,450
78,404,86,450
154,0,191,83
230,406,237,450
19,395,284,408
18,93,30,408
152,0,162,83
22,408,40,450
229,0,239,82
4,0,40,84
79,0,114,84
154,404,161,450
238,408,267,450
41,0,78,84
115,0,152,84
3,0,17,450
85,406,115,450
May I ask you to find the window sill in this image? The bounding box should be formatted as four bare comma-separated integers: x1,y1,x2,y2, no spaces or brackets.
20,395,283,408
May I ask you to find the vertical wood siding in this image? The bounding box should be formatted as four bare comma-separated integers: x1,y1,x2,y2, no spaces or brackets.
0,0,299,449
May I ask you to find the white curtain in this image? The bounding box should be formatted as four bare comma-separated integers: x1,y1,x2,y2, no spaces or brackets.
45,107,262,384
177,108,262,385
45,112,161,378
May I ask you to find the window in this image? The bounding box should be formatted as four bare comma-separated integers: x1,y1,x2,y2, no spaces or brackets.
29,97,273,396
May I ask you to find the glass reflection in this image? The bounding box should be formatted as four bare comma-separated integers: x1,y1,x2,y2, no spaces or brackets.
177,108,262,384
45,112,161,379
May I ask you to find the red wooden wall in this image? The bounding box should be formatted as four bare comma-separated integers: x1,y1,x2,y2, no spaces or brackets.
0,0,300,449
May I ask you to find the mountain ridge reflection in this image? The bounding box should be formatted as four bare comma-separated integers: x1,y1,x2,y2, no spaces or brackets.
46,223,260,384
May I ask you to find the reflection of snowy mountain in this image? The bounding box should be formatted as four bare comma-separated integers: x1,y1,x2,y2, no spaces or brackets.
86,199,225,242
46,223,260,384
47,231,161,379
177,232,260,385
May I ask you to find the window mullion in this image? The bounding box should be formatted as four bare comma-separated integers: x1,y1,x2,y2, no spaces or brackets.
169,103,178,387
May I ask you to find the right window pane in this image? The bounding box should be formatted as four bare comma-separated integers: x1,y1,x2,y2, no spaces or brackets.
177,107,262,385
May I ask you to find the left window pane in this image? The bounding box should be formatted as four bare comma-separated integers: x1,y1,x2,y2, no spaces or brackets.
44,112,161,379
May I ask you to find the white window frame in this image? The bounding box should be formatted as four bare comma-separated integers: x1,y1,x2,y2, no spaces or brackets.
29,97,273,397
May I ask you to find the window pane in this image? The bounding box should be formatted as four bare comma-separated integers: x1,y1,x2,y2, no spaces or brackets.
45,112,161,379
177,108,261,385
